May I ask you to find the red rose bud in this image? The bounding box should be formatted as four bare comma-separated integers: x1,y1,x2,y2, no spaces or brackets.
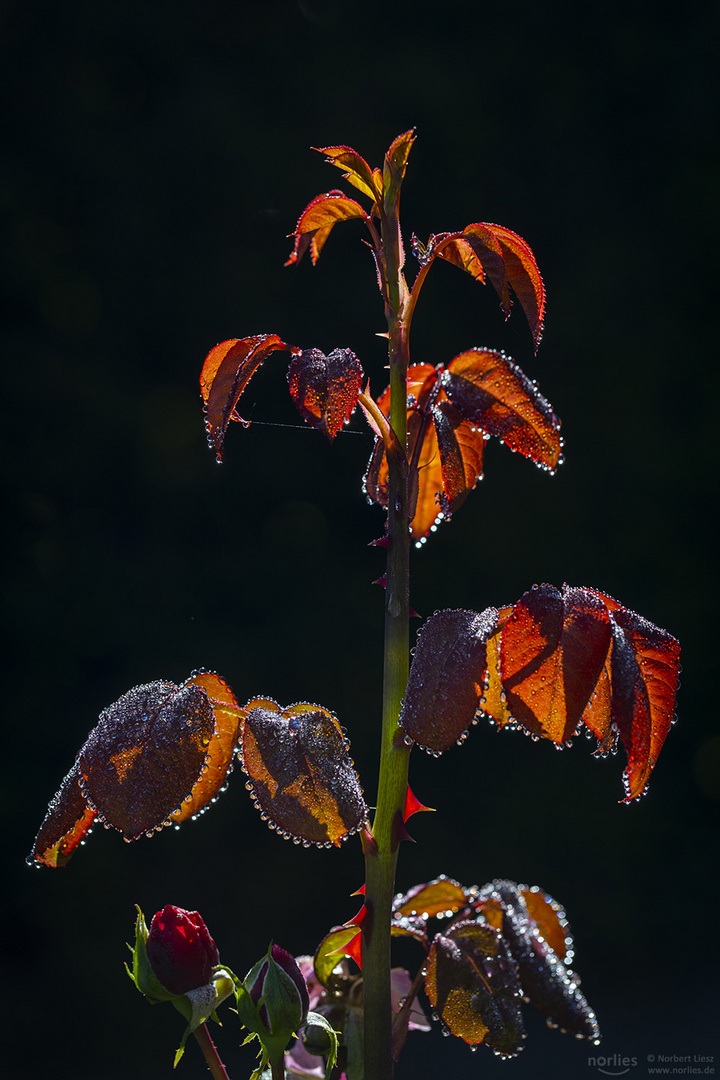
237,943,309,1059
146,905,220,996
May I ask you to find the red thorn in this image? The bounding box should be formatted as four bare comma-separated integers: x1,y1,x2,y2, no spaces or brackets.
345,930,363,970
404,786,435,821
344,904,367,929
372,574,387,588
392,811,415,848
369,535,391,549
350,883,366,897
409,606,421,619
361,826,378,856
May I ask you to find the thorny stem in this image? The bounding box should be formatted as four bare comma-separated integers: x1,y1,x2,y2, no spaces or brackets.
363,198,412,1080
193,1023,232,1080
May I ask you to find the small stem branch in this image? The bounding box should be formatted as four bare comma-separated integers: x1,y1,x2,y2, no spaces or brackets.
193,1024,232,1080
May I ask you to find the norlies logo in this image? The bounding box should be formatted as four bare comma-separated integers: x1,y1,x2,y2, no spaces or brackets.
588,1053,638,1076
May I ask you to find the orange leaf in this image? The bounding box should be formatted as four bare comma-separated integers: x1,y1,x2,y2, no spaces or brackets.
240,699,368,847
382,129,416,211
200,334,291,461
29,763,96,869
433,399,485,515
442,349,562,472
314,144,379,203
520,886,572,963
435,223,545,349
285,190,369,267
394,876,468,919
287,347,363,440
499,584,612,743
169,672,243,825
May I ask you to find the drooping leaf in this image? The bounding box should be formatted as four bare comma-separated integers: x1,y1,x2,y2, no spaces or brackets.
480,585,680,800
432,399,485,515
589,593,681,800
440,349,562,472
393,876,468,919
425,920,524,1054
200,334,292,461
78,681,215,840
240,699,368,846
285,191,369,267
400,607,498,753
434,223,546,349
287,347,364,440
482,881,599,1041
29,762,97,868
314,144,379,203
497,584,612,743
170,672,243,825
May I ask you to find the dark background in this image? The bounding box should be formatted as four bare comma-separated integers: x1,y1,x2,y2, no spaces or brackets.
2,0,718,1077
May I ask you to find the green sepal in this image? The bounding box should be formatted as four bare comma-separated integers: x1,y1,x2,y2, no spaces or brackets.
303,1010,339,1076
172,969,235,1066
126,906,175,1003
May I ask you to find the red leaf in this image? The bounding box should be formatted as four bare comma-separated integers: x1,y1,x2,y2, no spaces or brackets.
287,347,363,440
382,129,416,211
314,144,379,203
432,399,485,515
498,584,612,743
240,698,368,846
78,680,215,840
435,223,546,349
285,190,369,267
400,607,498,753
200,334,291,461
29,762,96,868
441,349,562,472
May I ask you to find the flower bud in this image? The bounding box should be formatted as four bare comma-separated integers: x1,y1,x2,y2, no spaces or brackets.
237,943,309,1058
146,905,220,995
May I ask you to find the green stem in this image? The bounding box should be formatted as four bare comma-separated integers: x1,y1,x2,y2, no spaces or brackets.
193,1023,232,1080
363,203,411,1080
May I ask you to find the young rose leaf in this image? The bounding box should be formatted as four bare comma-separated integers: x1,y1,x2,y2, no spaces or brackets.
314,144,380,203
520,886,573,964
400,607,498,753
441,349,562,472
240,699,368,847
29,762,97,868
200,334,292,461
169,672,243,825
393,876,468,919
435,223,546,349
78,681,215,840
585,593,681,801
498,584,612,743
425,920,524,1054
382,128,416,213
285,190,370,267
480,605,514,728
287,347,364,440
482,881,599,1041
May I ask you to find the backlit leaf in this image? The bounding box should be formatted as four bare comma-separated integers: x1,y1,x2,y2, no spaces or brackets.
400,608,498,753
287,347,363,440
393,876,468,919
78,681,214,840
382,129,416,212
29,762,96,868
285,191,369,267
314,926,363,986
441,349,562,472
482,881,599,1040
425,920,524,1054
435,223,545,349
433,399,485,514
200,334,291,461
314,144,379,202
498,584,612,743
240,699,368,846
170,672,243,825
520,886,572,963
